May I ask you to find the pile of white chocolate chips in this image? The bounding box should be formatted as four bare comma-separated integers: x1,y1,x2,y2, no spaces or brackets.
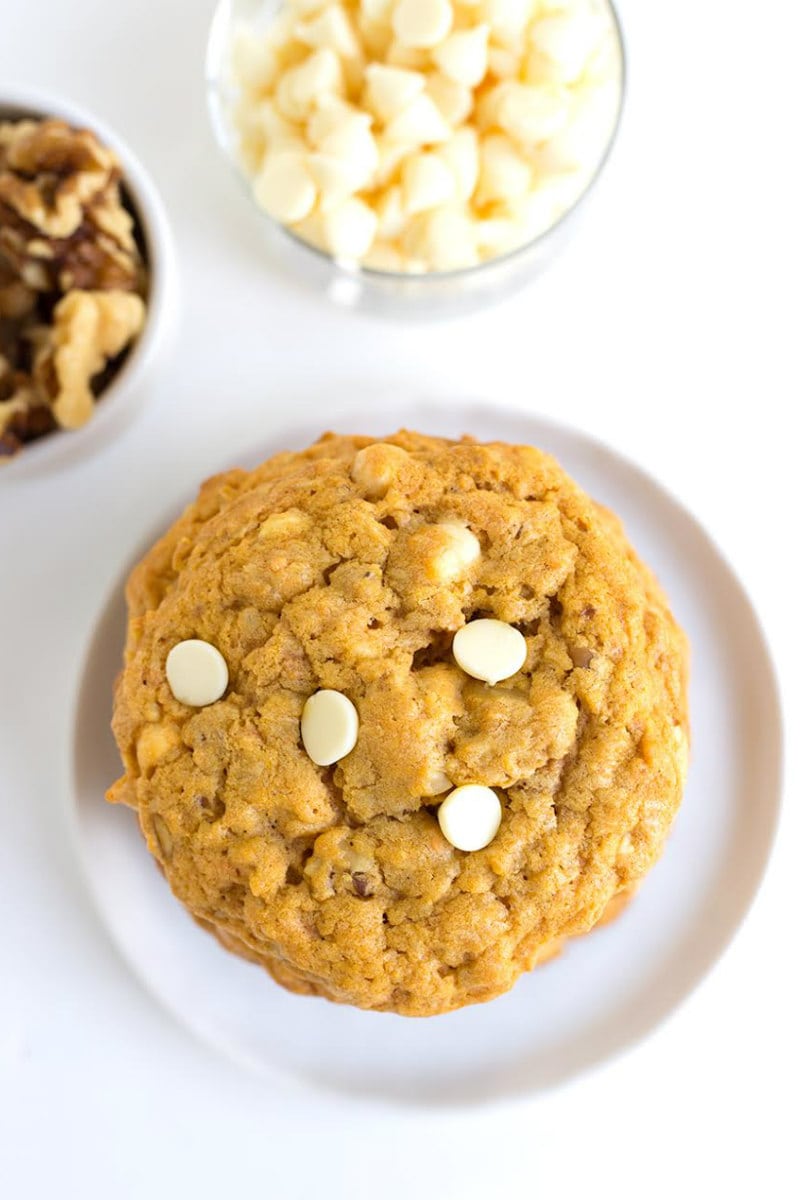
230,0,622,272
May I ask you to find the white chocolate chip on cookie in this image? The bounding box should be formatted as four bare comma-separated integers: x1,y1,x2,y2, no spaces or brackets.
351,442,409,498
166,640,229,707
423,767,453,796
301,689,360,766
453,618,526,685
433,522,481,581
437,784,502,851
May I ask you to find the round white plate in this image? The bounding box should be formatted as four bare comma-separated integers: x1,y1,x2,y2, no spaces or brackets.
71,403,783,1106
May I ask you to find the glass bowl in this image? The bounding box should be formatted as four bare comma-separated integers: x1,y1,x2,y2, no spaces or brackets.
206,0,626,316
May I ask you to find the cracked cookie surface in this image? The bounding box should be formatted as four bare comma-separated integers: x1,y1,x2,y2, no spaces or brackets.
108,431,689,1016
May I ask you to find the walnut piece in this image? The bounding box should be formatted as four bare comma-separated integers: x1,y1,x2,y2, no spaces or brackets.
35,290,146,429
0,119,116,239
0,117,148,459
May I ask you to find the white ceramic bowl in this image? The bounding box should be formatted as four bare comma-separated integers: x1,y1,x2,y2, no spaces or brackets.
0,86,178,475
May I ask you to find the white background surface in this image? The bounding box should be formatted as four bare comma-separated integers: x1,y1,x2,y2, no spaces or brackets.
0,1,798,1197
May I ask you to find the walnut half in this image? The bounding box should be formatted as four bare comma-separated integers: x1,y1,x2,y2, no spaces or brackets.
0,118,116,240
35,289,146,429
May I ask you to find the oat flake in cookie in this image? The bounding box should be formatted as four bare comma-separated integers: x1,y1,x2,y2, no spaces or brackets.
108,431,689,1017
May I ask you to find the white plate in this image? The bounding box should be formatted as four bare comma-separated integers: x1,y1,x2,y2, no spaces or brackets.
70,403,783,1106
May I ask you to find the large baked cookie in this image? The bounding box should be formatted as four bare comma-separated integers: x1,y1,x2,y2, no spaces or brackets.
108,431,689,1016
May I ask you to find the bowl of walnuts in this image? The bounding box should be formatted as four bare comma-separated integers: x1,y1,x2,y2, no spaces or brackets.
0,87,176,469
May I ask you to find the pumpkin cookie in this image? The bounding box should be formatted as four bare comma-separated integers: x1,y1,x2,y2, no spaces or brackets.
108,431,689,1016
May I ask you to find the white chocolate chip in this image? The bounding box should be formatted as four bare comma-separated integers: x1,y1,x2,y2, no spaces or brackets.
425,72,474,127
523,46,565,87
384,93,451,145
405,206,479,270
496,82,570,146
385,40,430,71
232,31,279,94
351,441,409,497
296,4,362,59
401,151,456,214
262,9,296,51
259,507,313,538
166,640,229,708
481,0,535,48
307,152,359,211
257,101,306,152
432,24,489,87
315,119,379,190
424,767,453,796
375,184,408,237
253,152,317,223
452,618,526,684
434,522,481,580
307,98,372,147
301,689,359,766
487,45,520,80
437,784,502,851
474,80,511,132
360,0,394,23
374,135,414,186
438,126,480,200
275,49,344,121
476,134,531,205
363,240,406,271
136,723,181,773
322,196,378,258
532,12,599,84
475,214,521,255
359,17,392,62
364,63,426,122
392,0,453,49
